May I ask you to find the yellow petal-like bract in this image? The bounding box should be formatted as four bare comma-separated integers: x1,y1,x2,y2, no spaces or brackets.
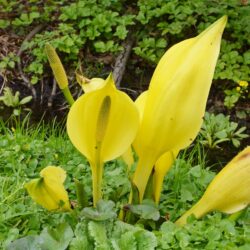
25,166,71,211
67,74,139,205
45,44,68,90
175,146,250,226
132,16,227,202
153,150,179,204
67,74,139,162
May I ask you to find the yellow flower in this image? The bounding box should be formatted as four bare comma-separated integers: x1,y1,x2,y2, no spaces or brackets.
67,74,139,206
238,80,248,88
132,16,227,202
175,146,250,226
236,86,241,92
25,166,71,211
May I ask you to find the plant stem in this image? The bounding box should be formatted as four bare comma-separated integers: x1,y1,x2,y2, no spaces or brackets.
62,87,75,106
74,179,88,209
91,142,103,207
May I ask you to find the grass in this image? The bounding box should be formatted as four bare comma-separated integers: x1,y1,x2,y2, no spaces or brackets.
0,116,249,249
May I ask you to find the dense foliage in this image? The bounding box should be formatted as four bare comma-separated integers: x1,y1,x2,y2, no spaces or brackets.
0,120,249,249
0,2,249,249
1,1,249,87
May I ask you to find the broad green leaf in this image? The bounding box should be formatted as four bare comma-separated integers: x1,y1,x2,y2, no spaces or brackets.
39,223,74,250
19,96,32,105
81,200,117,221
126,199,160,221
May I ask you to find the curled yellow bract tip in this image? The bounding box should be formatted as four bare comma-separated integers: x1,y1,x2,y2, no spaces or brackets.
76,71,105,93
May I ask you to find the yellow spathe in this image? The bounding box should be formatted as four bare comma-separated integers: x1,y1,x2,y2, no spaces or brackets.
132,16,227,202
134,91,179,203
175,146,250,226
153,150,179,204
67,74,139,205
25,166,71,211
67,74,139,163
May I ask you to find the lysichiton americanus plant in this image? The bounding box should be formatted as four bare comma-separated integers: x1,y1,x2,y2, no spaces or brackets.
175,146,250,226
67,74,139,206
24,16,250,226
132,16,227,203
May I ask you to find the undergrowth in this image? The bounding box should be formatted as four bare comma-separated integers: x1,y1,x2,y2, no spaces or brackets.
0,117,249,249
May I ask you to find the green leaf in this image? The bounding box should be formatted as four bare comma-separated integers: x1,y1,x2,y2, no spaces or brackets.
88,221,110,250
232,138,240,148
19,96,33,105
94,41,106,53
8,61,15,68
180,189,193,202
118,231,137,250
134,230,158,250
115,25,128,39
40,223,74,250
13,109,20,116
215,130,227,139
243,51,250,64
31,76,39,84
81,200,117,221
126,199,160,221
70,221,93,250
156,38,167,48
6,235,42,250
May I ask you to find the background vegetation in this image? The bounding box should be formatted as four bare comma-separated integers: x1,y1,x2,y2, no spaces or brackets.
0,0,249,117
0,1,249,248
0,118,249,249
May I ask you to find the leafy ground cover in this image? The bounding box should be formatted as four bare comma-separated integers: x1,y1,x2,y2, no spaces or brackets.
0,118,249,249
0,3,249,249
0,0,249,121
